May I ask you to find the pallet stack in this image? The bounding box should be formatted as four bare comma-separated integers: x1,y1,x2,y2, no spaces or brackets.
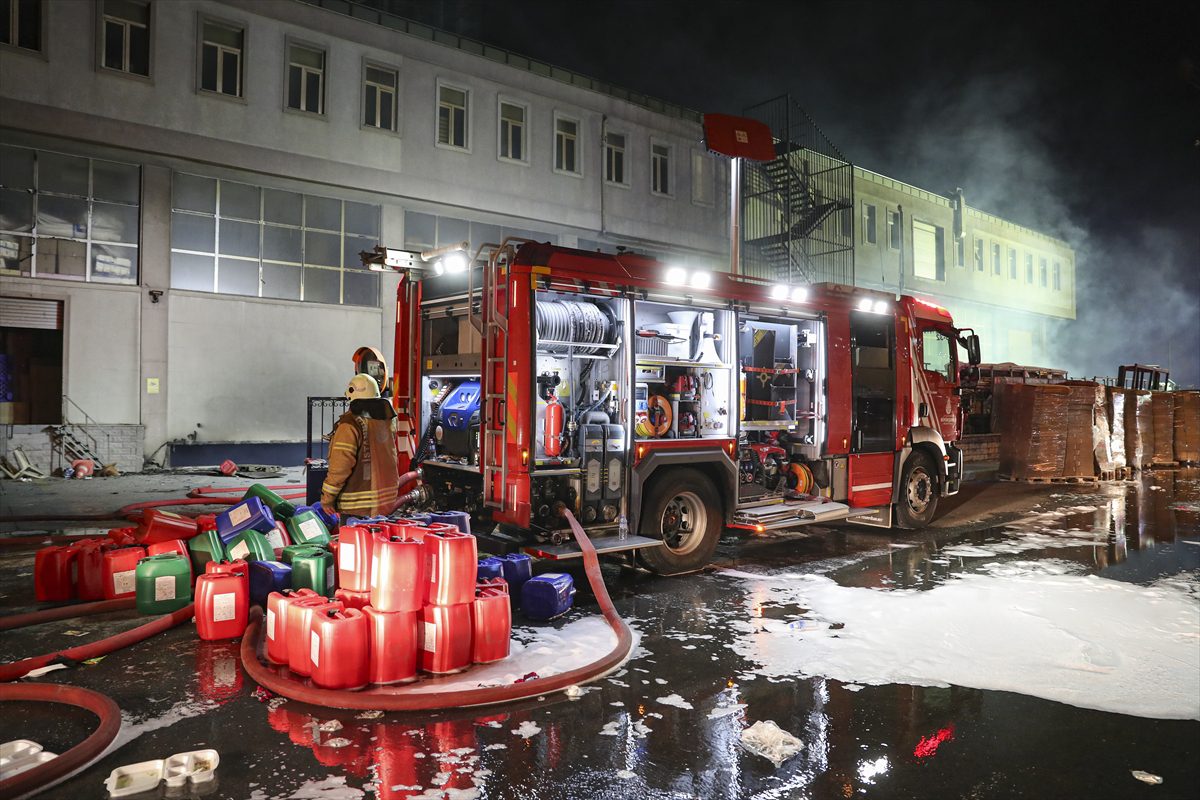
1105,387,1129,477
1125,390,1154,470
996,383,1070,481
1062,381,1111,479
1150,392,1176,467
1174,391,1200,465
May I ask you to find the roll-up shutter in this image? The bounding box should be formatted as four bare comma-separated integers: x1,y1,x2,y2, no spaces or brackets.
0,297,64,330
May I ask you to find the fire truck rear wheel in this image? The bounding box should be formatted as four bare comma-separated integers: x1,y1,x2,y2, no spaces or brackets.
638,469,723,575
895,450,938,529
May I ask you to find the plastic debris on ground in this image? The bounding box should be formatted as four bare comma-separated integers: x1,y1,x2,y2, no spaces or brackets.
1131,770,1163,785
511,721,541,738
322,737,352,748
738,720,805,766
356,709,383,719
318,719,343,732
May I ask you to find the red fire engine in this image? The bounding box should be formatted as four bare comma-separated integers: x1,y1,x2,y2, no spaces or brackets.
383,239,980,574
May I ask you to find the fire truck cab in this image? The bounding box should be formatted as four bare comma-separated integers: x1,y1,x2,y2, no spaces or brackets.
390,240,980,574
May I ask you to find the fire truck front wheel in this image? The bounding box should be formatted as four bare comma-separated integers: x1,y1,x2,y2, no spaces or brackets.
895,450,939,529
638,469,723,575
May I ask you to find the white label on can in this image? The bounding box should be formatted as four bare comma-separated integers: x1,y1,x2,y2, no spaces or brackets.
266,608,276,640
541,573,565,579
423,621,437,653
266,529,284,549
299,519,323,541
229,541,249,561
212,591,236,622
310,631,320,667
154,575,176,601
371,552,380,588
340,543,356,572
112,569,135,596
229,505,251,526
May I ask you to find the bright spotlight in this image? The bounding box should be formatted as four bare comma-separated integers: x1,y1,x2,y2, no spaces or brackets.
770,284,788,301
873,300,889,314
858,298,874,312
431,260,445,277
665,267,688,286
440,252,469,274
689,271,711,290
790,287,808,303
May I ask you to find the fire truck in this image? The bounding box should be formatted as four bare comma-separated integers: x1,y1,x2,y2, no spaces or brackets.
380,238,981,575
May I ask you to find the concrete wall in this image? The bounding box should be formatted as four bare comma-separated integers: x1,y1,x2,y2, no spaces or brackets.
2,423,144,474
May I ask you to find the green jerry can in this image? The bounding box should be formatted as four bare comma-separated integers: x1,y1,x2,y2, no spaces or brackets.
187,529,225,574
244,483,296,519
225,529,274,563
280,543,318,564
135,553,193,615
286,509,330,546
290,546,336,598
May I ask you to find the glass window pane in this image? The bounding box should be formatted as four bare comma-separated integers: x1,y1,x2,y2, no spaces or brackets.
452,109,465,147
217,257,259,296
343,235,376,270
92,160,139,203
91,242,137,283
287,66,302,109
262,263,301,300
304,230,340,266
437,216,469,248
221,50,239,96
305,196,340,231
36,196,88,238
379,92,393,130
36,237,86,278
170,252,214,291
17,0,40,50
171,212,215,252
0,189,34,232
220,181,259,221
91,201,139,243
107,0,149,24
128,24,149,76
344,202,378,237
0,234,34,274
103,21,124,70
203,22,240,49
404,211,435,249
173,174,216,213
263,224,301,263
365,85,377,126
470,222,502,250
0,3,10,46
218,219,259,258
511,125,522,160
289,45,322,69
441,87,464,107
39,152,89,197
366,66,394,87
303,266,339,304
0,146,36,190
305,71,321,112
264,189,301,225
343,270,379,307
201,44,218,91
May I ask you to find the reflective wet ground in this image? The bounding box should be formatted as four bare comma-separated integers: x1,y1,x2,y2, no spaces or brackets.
2,470,1197,799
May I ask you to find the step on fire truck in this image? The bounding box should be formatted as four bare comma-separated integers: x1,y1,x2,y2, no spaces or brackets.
379,238,981,575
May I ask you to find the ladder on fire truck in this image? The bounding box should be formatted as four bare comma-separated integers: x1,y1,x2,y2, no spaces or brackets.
477,241,520,511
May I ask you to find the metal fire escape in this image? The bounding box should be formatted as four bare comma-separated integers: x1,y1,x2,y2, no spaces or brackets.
741,95,855,286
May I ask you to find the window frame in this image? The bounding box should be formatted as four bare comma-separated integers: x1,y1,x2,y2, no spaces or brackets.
361,59,400,134
973,237,984,272
435,79,471,152
1052,260,1062,291
284,38,327,116
1024,252,1034,284
886,209,901,250
604,129,628,188
862,202,877,245
1,0,47,56
649,138,672,197
96,0,153,80
1038,256,1048,288
196,13,245,101
496,96,528,165
553,112,582,177
1007,247,1017,280
991,241,1001,276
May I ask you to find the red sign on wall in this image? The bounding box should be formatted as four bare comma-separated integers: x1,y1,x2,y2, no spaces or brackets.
702,114,776,162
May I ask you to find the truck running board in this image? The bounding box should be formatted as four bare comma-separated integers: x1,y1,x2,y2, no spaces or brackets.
523,535,663,561
733,498,870,531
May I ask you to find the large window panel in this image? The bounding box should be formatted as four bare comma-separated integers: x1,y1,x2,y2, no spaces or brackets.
36,196,88,239
173,174,217,213
263,225,302,263
0,146,36,190
0,190,34,232
343,271,378,307
218,219,260,258
171,213,215,252
217,257,258,296
305,195,340,232
344,201,378,237
404,211,435,250
91,201,139,243
304,230,340,267
264,189,302,226
92,160,140,204
36,238,86,278
343,235,375,270
170,252,214,291
39,152,89,197
263,263,301,300
303,267,340,304
0,234,33,274
92,243,137,281
221,182,260,221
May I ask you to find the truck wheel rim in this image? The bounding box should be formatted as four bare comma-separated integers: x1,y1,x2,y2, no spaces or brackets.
906,467,931,515
661,491,706,554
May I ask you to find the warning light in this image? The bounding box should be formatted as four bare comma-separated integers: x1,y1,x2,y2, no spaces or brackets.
521,449,529,466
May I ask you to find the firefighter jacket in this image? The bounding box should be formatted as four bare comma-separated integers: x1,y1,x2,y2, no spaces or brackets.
321,398,400,517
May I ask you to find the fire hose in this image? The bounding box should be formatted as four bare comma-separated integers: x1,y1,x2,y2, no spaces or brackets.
240,509,632,709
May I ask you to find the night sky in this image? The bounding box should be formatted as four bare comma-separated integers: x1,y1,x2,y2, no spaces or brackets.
381,1,1199,386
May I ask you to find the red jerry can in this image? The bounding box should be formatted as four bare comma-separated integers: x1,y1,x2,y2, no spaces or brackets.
364,605,418,685
107,527,137,546
472,580,512,664
34,544,79,602
371,535,424,612
337,525,378,593
418,603,472,674
76,540,113,601
265,588,320,665
334,587,371,611
205,558,249,595
310,608,369,690
424,530,478,607
287,596,343,676
265,520,291,552
139,509,200,544
147,539,193,581
102,546,146,600
195,571,249,640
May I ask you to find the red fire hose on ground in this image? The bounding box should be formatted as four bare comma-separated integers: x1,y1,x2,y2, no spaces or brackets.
240,509,632,710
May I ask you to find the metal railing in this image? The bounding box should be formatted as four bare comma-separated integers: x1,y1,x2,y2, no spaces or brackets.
307,396,351,460
53,395,109,471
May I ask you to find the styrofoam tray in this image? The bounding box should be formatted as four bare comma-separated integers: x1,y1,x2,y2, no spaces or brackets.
2,751,58,778
0,739,42,770
103,759,165,798
103,749,220,796
163,749,220,787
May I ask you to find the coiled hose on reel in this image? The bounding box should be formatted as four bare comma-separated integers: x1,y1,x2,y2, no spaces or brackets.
536,300,612,355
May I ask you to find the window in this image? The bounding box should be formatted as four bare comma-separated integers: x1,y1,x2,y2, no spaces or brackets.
1052,261,1062,291
1038,256,1048,288
912,220,945,281
839,206,853,239
498,100,525,162
1,0,41,51
169,173,380,307
1008,247,1017,280
650,141,671,195
101,0,150,76
1025,252,1033,283
991,242,1001,275
921,329,954,382
363,64,397,131
887,210,900,249
556,116,580,175
0,144,140,283
287,43,324,114
692,149,714,206
862,202,876,245
437,84,468,149
973,238,984,271
200,19,243,97
605,132,626,185
956,236,965,268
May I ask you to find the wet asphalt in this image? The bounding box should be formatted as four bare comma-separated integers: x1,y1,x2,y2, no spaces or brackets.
1,470,1197,800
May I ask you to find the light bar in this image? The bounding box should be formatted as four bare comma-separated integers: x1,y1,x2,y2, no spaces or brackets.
689,271,712,289
770,284,788,301
440,252,469,274
665,267,688,286
858,298,874,312
790,287,808,303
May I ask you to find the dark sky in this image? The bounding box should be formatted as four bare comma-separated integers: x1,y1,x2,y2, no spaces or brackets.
379,1,1200,385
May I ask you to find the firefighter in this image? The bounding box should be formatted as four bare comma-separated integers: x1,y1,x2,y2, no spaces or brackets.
320,374,400,517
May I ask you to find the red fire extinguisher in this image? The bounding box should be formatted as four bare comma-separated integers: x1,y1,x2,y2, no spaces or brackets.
544,393,564,457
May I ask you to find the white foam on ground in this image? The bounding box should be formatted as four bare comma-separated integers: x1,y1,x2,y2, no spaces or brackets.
511,720,541,738
656,694,694,710
287,776,365,799
722,565,1200,720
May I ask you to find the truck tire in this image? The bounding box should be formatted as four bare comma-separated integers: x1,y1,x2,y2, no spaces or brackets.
895,450,938,529
637,468,723,575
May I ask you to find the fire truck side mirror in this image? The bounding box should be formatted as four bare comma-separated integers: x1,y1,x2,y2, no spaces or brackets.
960,333,981,366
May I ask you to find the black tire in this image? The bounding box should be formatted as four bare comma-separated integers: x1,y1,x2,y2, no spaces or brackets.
637,468,724,575
895,450,939,529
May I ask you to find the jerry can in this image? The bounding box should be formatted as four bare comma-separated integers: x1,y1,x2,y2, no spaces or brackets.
364,606,418,685
286,508,331,546
477,556,504,582
424,530,478,607
521,573,576,620
135,553,192,615
279,543,316,564
195,571,249,640
216,497,275,544
187,528,225,574
472,580,511,664
337,525,378,593
287,596,343,675
34,544,79,602
291,547,336,598
243,484,294,518
334,587,371,610
265,588,319,665
419,602,472,674
310,501,338,529
76,540,113,601
107,527,137,545
225,529,273,563
429,511,471,533
371,535,424,613
205,559,249,601
498,553,533,598
139,509,199,544
310,608,369,690
147,540,192,583
102,546,146,600
249,561,292,607
264,521,291,552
